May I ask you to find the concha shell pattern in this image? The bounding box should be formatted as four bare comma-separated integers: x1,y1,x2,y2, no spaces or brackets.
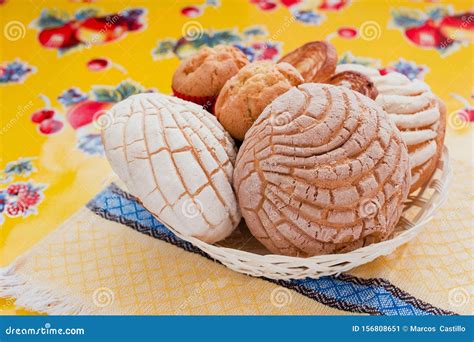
233,84,411,257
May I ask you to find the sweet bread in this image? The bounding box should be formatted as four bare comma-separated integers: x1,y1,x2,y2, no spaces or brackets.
336,63,446,191
233,84,411,257
278,41,337,82
215,61,303,141
172,45,249,110
102,93,241,243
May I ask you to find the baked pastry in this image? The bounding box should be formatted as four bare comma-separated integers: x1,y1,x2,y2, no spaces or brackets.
336,63,446,192
172,45,249,111
278,41,337,82
102,93,241,243
233,84,411,257
215,61,304,141
325,70,378,100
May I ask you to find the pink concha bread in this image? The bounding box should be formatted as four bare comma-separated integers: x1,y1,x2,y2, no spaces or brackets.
102,93,241,244
233,84,411,257
336,63,446,192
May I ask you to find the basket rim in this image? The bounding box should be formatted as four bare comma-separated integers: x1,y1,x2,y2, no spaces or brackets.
165,146,452,266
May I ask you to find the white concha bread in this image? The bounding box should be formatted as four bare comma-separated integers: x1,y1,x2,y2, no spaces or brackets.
336,63,446,192
102,93,241,243
233,84,411,257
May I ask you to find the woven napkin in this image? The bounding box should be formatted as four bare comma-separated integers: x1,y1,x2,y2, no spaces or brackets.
0,159,472,315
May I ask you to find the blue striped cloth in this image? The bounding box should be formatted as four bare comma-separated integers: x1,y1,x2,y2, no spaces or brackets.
86,183,455,316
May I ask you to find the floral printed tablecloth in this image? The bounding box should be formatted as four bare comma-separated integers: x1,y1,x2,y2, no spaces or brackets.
0,0,472,315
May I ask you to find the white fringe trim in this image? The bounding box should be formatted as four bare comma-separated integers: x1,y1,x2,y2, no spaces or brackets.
0,263,100,315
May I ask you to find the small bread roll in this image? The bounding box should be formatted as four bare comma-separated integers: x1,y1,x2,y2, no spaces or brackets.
215,61,303,141
172,45,249,109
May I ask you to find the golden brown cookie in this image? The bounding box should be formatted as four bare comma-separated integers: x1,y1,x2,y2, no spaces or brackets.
233,84,411,257
172,45,249,110
215,61,303,141
278,41,337,82
326,71,378,100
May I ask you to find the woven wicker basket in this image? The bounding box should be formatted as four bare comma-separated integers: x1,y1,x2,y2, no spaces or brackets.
163,146,452,280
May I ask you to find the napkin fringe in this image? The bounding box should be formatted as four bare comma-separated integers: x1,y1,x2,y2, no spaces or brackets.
0,263,97,315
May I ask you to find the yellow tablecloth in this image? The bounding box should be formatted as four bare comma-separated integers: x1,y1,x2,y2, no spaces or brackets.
0,0,472,315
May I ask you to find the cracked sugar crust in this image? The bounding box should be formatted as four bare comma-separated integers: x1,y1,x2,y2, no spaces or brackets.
215,61,304,141
103,93,241,243
336,63,446,192
233,84,411,257
172,45,249,98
